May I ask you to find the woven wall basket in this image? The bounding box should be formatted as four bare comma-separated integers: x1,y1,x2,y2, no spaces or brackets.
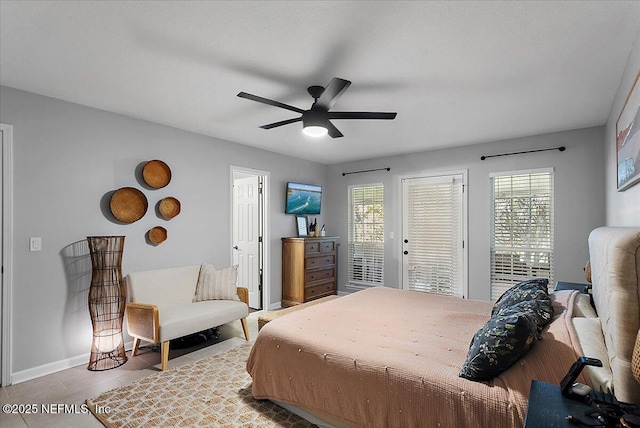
159,197,181,219
148,226,167,244
110,187,148,223
143,160,171,189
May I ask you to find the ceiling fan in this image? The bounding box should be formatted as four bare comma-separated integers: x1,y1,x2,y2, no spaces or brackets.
237,77,397,138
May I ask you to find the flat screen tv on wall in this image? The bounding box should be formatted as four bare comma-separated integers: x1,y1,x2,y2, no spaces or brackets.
285,182,322,215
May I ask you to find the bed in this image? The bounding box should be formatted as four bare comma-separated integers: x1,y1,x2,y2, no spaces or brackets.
246,227,640,427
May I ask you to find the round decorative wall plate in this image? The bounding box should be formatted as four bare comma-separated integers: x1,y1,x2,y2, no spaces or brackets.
148,226,167,244
110,187,148,223
158,197,181,219
142,160,171,189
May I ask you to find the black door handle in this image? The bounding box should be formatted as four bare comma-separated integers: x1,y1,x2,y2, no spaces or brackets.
403,250,408,255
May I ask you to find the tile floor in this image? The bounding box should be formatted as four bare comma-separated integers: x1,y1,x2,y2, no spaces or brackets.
0,312,260,428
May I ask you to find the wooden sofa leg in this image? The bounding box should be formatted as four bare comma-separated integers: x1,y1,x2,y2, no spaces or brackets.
241,318,250,341
131,338,141,357
161,341,170,371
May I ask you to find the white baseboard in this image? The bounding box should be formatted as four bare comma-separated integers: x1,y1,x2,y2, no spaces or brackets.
343,283,370,294
10,340,135,385
268,301,282,311
11,353,91,384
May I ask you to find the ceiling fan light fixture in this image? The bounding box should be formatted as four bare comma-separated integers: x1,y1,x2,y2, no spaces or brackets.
302,110,328,137
303,125,328,137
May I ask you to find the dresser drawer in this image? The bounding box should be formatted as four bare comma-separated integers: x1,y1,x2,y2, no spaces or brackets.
305,239,336,255
321,241,335,253
305,255,334,270
305,282,335,300
305,268,334,284
305,241,322,255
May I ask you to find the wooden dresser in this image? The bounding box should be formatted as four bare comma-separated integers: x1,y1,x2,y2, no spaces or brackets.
281,236,338,307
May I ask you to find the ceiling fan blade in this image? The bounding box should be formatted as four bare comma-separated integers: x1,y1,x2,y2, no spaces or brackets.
260,117,302,129
237,92,305,114
328,112,397,120
325,121,344,138
315,78,351,110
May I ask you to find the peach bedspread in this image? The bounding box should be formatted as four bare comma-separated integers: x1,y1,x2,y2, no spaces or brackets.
247,287,582,427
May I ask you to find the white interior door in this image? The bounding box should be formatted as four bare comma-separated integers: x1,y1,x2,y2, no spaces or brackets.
401,173,466,297
233,175,261,309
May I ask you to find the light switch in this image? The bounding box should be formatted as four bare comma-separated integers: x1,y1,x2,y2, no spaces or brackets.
29,237,42,252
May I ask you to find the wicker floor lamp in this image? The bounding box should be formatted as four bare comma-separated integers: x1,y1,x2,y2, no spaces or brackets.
87,236,128,371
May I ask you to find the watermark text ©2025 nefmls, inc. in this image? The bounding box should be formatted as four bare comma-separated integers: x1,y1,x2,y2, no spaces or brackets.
3,403,111,415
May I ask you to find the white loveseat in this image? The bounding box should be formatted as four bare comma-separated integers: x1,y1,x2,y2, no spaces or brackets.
125,265,249,371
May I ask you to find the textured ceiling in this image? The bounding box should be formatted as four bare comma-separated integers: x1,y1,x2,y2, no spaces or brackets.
1,1,639,164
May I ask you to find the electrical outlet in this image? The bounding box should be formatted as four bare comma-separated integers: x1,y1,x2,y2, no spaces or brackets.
29,237,42,252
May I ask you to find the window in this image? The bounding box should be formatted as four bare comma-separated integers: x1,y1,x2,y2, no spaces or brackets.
490,169,554,300
348,184,384,287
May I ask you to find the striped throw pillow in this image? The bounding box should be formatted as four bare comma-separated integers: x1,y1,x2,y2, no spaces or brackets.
193,264,240,302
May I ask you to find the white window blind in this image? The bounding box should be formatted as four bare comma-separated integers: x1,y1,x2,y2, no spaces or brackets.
403,175,464,297
348,185,384,287
490,169,554,300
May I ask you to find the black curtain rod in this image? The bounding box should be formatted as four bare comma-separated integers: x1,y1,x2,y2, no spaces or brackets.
481,146,565,160
342,167,391,176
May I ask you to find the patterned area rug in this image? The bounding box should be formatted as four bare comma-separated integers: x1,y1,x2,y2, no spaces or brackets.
86,341,316,427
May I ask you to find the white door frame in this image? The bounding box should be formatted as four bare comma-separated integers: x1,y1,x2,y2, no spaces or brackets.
1,123,14,386
395,169,468,298
230,166,270,311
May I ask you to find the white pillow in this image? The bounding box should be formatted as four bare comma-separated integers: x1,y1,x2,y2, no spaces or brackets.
573,293,597,318
571,317,613,392
193,264,240,302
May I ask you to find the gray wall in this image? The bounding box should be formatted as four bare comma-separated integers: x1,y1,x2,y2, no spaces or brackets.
605,33,640,226
0,86,328,374
326,127,606,301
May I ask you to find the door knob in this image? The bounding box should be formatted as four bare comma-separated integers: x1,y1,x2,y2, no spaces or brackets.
403,250,409,255
233,246,239,250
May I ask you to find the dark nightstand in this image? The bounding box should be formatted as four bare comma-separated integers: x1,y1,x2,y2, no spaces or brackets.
524,380,593,427
554,281,590,294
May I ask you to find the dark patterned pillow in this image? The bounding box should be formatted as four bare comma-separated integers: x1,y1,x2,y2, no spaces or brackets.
459,312,539,381
491,278,549,317
494,298,554,333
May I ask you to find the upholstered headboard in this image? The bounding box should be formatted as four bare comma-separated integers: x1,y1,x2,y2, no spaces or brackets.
588,227,640,403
